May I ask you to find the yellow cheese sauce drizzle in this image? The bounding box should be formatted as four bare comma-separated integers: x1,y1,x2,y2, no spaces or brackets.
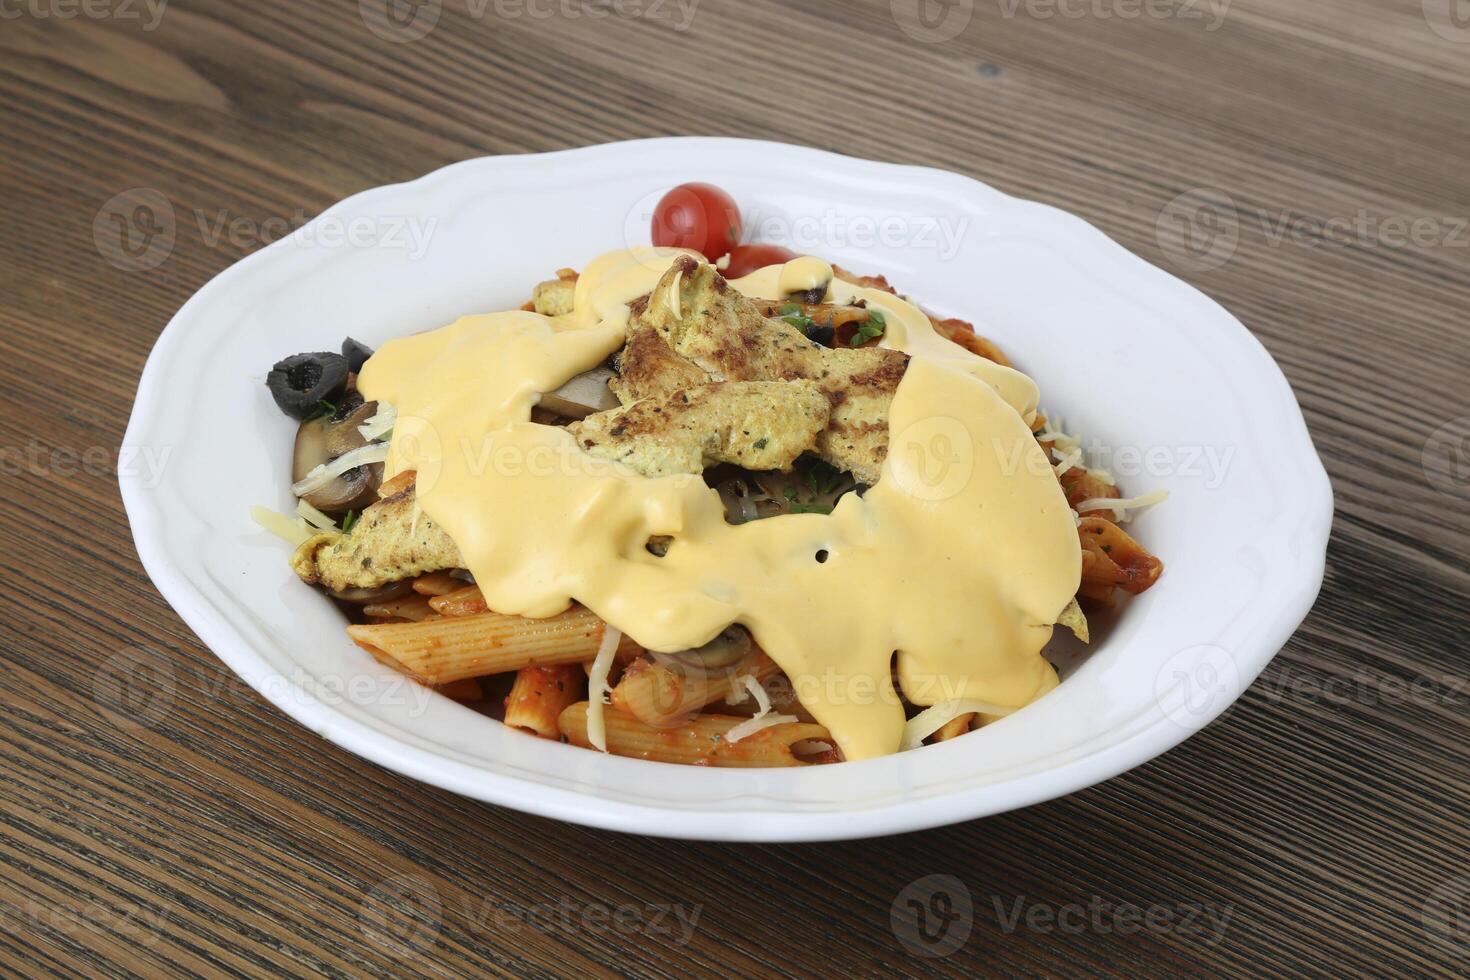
359,248,1081,761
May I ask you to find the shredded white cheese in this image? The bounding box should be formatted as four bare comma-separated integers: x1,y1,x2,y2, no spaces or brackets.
723,677,793,744
724,673,753,706
1035,416,1082,456
291,442,390,498
900,698,1019,750
357,402,397,443
725,713,798,745
1052,447,1084,476
741,675,772,715
295,498,339,531
1075,489,1170,522
585,624,622,753
250,506,313,547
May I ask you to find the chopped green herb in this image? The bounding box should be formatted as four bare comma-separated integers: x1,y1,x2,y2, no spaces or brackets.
789,503,833,515
340,509,358,533
782,486,798,502
305,399,337,422
802,458,845,495
849,309,887,346
753,437,768,450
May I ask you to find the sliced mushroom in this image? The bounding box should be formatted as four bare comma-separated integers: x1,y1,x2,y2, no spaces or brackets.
665,625,754,672
539,366,619,419
329,579,414,604
293,393,382,515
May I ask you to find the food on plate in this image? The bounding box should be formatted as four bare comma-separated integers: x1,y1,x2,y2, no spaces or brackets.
255,182,1164,766
650,181,742,260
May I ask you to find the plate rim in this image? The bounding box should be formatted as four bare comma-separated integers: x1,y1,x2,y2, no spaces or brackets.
119,137,1334,841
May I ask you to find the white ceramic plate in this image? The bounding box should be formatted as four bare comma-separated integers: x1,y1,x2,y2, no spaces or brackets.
120,138,1332,841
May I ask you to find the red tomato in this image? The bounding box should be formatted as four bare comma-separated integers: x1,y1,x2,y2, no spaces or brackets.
651,182,742,260
721,243,799,278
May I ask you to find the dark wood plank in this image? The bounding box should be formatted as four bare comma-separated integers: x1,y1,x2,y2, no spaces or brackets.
0,0,1465,975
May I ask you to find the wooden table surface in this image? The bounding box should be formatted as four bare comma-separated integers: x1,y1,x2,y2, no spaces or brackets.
2,0,1467,975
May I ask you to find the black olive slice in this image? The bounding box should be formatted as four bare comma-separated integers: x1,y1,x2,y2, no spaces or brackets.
341,337,374,374
266,352,349,420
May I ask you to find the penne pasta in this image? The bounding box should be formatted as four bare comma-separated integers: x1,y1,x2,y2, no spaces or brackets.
558,703,839,767
347,606,640,684
1078,516,1163,596
612,649,782,727
504,664,585,739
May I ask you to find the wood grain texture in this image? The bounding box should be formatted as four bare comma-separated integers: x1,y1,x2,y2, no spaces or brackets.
1,0,1467,975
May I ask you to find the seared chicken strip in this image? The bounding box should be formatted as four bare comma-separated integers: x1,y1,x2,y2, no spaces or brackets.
294,378,830,589
615,256,908,484
291,481,462,592
568,380,829,478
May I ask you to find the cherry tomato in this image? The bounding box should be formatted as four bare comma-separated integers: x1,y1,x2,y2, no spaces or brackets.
651,182,742,260
721,243,799,279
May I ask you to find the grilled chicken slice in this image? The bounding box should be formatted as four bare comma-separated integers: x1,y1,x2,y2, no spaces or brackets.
290,481,462,592
607,323,710,405
294,377,829,589
568,380,829,478
615,256,908,484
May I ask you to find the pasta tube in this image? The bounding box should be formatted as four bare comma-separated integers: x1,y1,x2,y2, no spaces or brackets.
557,703,838,767
347,606,638,684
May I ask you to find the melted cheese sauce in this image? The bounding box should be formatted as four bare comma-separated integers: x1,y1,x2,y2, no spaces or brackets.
358,248,1080,760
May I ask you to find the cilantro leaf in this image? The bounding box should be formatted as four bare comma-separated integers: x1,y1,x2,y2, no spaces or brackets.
850,309,887,346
